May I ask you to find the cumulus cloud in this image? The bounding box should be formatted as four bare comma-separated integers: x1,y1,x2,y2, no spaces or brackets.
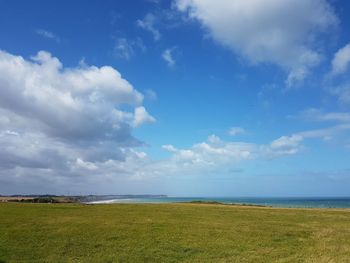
160,123,350,176
175,0,338,87
0,50,156,194
161,135,255,173
331,43,350,76
132,107,156,127
162,48,175,67
0,50,148,140
159,132,304,175
161,135,284,173
2,50,349,194
137,13,161,41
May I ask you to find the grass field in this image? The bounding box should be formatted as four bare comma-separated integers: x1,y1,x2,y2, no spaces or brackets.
0,203,350,262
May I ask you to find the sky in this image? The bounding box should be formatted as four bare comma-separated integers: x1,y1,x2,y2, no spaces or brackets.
0,0,350,197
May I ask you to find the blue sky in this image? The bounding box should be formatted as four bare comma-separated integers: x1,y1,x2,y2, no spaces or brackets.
0,0,350,196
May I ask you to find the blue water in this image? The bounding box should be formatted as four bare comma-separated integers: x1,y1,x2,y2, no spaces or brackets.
90,197,350,208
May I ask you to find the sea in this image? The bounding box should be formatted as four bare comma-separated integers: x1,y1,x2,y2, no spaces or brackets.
88,197,350,208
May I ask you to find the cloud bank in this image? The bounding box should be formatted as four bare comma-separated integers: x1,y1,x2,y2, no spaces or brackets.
1,50,348,194
0,50,155,194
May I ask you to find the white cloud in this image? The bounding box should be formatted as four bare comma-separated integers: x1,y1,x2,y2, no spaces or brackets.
270,123,350,155
329,83,350,105
175,0,338,87
114,38,145,60
132,107,156,127
162,144,178,152
160,123,350,175
300,108,350,122
76,158,98,171
0,50,146,140
327,45,350,104
114,38,134,60
137,13,161,41
331,43,350,76
228,127,245,136
36,29,60,42
159,132,308,175
162,48,175,67
0,50,157,193
162,135,255,170
270,134,303,155
1,49,349,194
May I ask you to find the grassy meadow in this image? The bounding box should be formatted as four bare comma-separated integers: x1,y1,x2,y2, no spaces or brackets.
0,203,350,262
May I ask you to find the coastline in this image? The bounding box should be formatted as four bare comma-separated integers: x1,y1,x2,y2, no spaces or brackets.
2,195,350,209
84,196,350,209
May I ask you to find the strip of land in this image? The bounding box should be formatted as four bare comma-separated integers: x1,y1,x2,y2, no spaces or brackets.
0,203,349,262
0,194,166,203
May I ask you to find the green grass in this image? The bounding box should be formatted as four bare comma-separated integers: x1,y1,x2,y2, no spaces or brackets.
0,203,349,262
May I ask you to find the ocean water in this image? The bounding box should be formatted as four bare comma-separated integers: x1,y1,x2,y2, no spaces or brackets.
89,197,350,208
